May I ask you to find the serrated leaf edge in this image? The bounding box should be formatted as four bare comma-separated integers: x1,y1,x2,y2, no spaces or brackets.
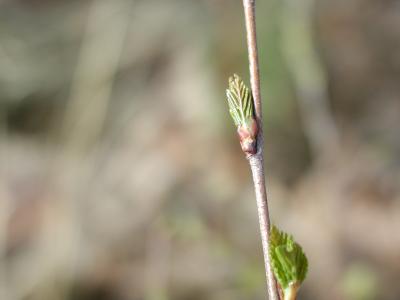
225,74,254,127
269,225,308,292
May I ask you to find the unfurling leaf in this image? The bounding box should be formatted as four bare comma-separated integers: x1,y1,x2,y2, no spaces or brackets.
226,74,254,126
225,74,258,154
269,225,308,300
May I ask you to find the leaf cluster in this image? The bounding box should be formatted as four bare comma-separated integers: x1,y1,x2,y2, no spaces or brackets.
269,225,308,290
226,74,254,127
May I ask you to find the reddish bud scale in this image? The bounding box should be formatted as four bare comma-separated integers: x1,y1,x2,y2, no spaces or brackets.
237,118,258,154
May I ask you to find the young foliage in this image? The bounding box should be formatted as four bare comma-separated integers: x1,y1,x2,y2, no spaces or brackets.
225,74,258,154
269,225,308,300
226,74,254,127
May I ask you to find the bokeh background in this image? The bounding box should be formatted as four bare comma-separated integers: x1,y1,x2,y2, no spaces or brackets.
1,0,400,299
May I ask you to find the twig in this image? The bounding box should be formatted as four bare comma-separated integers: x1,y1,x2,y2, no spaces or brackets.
242,1,280,299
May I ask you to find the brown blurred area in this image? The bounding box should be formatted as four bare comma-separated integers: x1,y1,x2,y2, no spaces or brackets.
1,0,400,299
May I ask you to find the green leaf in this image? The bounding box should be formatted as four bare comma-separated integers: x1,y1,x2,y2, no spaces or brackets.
226,74,254,127
269,225,308,296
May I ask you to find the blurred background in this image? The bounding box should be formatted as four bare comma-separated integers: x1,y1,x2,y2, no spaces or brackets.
1,0,400,299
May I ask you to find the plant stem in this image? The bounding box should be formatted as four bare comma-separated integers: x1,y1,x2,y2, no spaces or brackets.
284,284,299,300
242,1,280,300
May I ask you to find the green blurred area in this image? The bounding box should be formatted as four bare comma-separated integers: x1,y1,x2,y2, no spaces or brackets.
1,0,400,299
